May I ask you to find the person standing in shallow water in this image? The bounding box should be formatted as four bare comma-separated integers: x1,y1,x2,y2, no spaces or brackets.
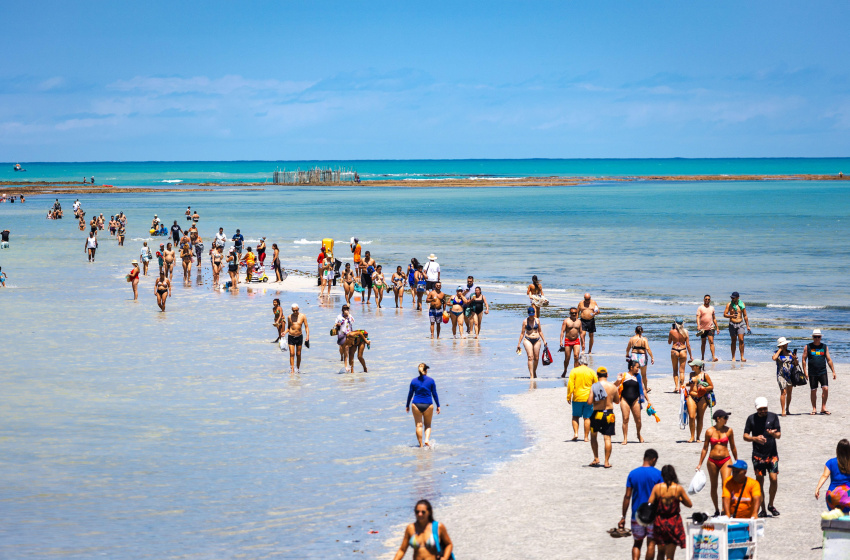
724,291,750,362
155,271,171,311
127,260,140,300
577,292,601,353
517,306,546,379
287,303,309,374
405,364,441,448
696,295,719,362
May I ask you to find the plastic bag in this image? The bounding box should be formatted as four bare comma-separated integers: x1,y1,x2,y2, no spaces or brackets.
688,469,707,495
542,345,553,366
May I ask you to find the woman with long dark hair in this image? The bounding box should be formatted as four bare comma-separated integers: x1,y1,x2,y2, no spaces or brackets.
696,410,738,516
816,438,850,513
648,465,692,559
392,499,454,560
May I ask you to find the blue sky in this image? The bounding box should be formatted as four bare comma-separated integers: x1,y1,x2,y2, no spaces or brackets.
2,1,848,160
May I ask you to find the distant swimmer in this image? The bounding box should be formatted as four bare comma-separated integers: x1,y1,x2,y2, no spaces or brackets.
0,228,10,249
140,242,152,276
405,364,441,448
589,366,619,468
85,231,98,262
391,266,406,308
517,306,546,379
163,242,176,279
185,206,192,221
668,318,692,391
155,271,171,311
724,291,750,362
697,295,720,362
577,293,601,353
426,281,446,339
526,275,544,318
625,325,654,392
127,260,140,300
559,307,585,377
287,303,309,374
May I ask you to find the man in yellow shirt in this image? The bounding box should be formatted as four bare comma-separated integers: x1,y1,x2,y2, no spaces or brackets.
567,354,598,442
723,460,762,519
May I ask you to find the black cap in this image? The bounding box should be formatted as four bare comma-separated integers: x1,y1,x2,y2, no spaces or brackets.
731,291,740,298
712,409,730,420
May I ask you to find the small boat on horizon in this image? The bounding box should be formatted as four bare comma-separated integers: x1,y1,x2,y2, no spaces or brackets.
13,163,25,171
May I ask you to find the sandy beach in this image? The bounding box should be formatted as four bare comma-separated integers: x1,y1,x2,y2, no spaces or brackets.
388,361,846,559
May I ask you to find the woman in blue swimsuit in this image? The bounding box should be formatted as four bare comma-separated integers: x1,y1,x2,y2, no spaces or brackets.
392,499,454,560
406,364,441,448
449,287,468,338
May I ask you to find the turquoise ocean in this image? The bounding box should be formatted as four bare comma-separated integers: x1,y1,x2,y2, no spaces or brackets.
1,159,849,558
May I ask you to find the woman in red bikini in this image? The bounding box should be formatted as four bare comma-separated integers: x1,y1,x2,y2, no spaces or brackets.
696,409,738,516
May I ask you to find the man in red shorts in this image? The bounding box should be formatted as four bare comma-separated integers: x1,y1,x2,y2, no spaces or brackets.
559,307,585,377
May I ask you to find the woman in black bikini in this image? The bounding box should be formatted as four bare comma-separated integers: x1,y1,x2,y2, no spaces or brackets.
469,286,489,338
155,271,170,311
516,306,547,379
686,360,713,443
272,243,283,282
342,263,355,305
668,318,692,391
226,248,239,290
449,287,467,338
696,409,738,516
626,325,655,393
617,359,651,445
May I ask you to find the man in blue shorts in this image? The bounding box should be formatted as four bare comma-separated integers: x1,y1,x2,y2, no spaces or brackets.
567,354,597,441
620,448,663,559
426,281,446,339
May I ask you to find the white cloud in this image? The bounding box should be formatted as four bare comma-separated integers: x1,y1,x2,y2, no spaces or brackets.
108,75,313,96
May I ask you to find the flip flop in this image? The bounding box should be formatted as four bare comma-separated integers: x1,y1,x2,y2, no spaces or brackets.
810,411,818,415
607,528,631,538
821,411,832,415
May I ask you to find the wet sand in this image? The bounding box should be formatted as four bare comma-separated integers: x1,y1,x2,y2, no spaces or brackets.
393,361,846,559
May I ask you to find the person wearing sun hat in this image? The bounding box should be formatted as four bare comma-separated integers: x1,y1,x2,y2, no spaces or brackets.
802,328,836,415
744,396,782,517
772,337,799,416
722,459,762,519
127,259,140,300
423,254,440,291
685,358,713,443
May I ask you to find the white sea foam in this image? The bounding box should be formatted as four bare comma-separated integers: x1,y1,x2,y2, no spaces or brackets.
766,304,826,310
160,180,183,183
293,239,321,244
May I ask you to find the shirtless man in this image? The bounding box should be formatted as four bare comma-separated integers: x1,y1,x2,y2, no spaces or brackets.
589,366,620,468
163,242,176,279
155,271,171,311
287,304,310,373
427,281,446,339
359,250,376,304
192,210,200,223
723,291,751,362
271,299,284,343
577,293,601,353
559,307,585,377
697,294,720,362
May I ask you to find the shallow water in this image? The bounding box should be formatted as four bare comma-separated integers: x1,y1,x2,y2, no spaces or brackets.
1,179,848,558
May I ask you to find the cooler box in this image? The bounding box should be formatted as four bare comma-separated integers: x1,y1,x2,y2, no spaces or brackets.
822,518,850,560
686,518,764,560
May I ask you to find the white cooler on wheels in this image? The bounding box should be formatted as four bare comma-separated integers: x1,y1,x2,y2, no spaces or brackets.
685,518,764,560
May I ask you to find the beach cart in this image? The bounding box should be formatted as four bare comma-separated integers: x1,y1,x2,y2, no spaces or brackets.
685,518,764,560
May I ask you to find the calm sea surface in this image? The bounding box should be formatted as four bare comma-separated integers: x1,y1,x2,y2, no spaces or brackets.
1,169,849,558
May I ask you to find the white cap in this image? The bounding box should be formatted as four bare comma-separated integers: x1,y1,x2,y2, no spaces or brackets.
776,337,788,347
813,329,822,336
754,397,768,409
291,303,299,310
